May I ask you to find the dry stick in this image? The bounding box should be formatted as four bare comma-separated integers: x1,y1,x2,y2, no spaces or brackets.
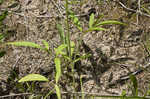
107,62,150,88
0,93,32,98
23,7,29,41
1,91,150,99
12,54,23,69
118,1,150,18
136,0,141,25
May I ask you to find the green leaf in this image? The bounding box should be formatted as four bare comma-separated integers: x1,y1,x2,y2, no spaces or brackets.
77,26,82,32
71,41,75,56
18,74,48,82
55,58,61,84
73,17,79,25
69,13,82,32
95,20,126,26
55,85,61,99
130,74,138,96
88,27,106,31
6,41,43,50
0,51,6,58
42,40,49,50
121,90,126,96
89,13,95,28
94,14,104,26
54,44,67,56
73,54,91,63
0,11,8,21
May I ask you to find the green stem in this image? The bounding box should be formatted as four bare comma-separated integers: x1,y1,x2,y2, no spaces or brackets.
65,0,71,58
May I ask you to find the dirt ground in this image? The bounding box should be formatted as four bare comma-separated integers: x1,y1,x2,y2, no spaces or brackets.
1,0,150,98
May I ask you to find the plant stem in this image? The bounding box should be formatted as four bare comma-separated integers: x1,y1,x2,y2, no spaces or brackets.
65,0,71,58
65,1,76,99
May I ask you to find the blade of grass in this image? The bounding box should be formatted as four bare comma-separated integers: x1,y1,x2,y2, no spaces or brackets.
89,13,95,28
55,85,61,99
42,40,49,51
93,14,104,26
55,58,61,84
18,74,49,82
95,20,126,26
130,74,138,96
54,44,67,56
44,88,55,99
6,41,43,50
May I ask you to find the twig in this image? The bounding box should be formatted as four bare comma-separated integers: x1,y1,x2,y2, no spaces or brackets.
0,93,32,98
108,62,150,88
136,0,142,25
12,54,23,68
118,2,135,12
118,1,150,18
28,11,53,18
120,62,150,80
1,92,150,98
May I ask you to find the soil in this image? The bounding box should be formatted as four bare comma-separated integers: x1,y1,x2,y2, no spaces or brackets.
0,0,150,98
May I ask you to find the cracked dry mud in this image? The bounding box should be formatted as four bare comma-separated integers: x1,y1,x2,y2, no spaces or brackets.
0,0,150,97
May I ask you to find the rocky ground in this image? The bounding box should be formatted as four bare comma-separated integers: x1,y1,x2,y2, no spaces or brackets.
0,0,150,98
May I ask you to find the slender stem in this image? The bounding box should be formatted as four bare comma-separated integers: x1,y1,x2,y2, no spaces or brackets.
65,1,76,99
65,0,71,58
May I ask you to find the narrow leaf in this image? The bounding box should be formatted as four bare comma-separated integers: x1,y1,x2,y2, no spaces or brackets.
94,14,104,26
7,41,43,50
77,26,82,32
121,90,126,96
130,74,138,96
69,13,82,32
55,44,67,56
18,74,48,82
96,20,126,26
73,17,79,24
55,58,61,84
42,40,49,50
71,41,75,56
89,13,95,28
55,85,61,99
73,54,91,63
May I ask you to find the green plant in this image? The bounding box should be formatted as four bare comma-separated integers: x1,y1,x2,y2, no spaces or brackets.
5,0,128,98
